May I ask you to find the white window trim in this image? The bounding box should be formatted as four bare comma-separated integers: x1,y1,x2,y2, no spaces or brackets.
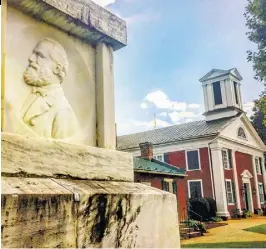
225,179,235,205
222,149,231,170
186,149,201,171
255,157,262,175
187,179,204,198
258,182,265,204
153,154,164,162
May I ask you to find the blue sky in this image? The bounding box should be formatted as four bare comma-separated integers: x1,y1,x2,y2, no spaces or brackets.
95,0,264,135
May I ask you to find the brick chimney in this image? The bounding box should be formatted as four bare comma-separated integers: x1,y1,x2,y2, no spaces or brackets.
139,142,153,160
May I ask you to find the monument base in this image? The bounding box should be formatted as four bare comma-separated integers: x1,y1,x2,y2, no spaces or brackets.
1,133,181,248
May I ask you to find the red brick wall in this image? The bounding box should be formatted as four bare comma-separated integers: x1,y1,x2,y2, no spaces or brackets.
167,147,213,214
235,151,258,210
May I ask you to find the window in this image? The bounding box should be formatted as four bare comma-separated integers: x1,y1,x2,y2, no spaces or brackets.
222,149,233,169
255,158,262,174
154,154,164,162
225,180,235,205
162,179,176,194
237,127,246,139
161,180,169,192
188,180,203,198
222,150,229,169
186,150,200,170
258,183,265,204
258,183,265,203
213,81,223,105
172,181,177,194
233,82,239,104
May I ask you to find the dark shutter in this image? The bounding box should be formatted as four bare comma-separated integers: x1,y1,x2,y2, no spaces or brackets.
161,179,165,190
164,153,168,163
234,82,239,104
259,158,263,174
232,181,236,204
213,81,223,105
172,181,177,194
228,149,233,169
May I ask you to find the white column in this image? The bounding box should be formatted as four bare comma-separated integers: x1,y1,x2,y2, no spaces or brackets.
95,43,116,149
210,145,229,217
252,156,261,209
232,150,242,212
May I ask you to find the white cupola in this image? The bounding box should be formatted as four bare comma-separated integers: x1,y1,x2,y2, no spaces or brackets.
199,68,243,122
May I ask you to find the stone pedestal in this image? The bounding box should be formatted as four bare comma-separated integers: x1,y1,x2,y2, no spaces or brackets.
1,0,181,247
2,133,180,248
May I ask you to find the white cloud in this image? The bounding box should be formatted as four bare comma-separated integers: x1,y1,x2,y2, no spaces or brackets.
140,103,147,109
125,12,161,26
158,112,168,117
188,103,200,109
243,101,255,118
144,90,186,111
92,0,115,7
169,111,200,123
134,118,170,130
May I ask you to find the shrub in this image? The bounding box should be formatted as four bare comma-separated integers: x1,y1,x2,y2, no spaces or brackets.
210,216,222,222
231,208,241,218
205,197,217,217
254,208,263,216
261,207,266,216
242,209,252,218
189,198,211,221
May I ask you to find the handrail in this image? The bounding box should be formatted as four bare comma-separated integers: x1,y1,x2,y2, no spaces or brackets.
188,208,203,222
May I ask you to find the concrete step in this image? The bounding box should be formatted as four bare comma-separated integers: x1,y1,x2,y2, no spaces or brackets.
187,231,202,238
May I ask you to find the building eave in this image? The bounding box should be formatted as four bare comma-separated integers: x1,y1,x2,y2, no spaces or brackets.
134,169,187,177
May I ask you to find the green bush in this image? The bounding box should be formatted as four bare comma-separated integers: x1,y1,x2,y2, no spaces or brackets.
210,216,222,222
254,208,263,216
231,208,241,218
205,197,217,217
189,198,217,221
242,209,252,218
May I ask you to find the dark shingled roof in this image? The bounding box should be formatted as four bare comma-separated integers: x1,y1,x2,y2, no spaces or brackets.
117,118,233,150
134,157,186,176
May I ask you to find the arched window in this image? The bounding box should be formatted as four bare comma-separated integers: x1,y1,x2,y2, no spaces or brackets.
237,127,246,139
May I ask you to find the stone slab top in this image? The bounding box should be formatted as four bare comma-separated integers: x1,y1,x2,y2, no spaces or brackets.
2,132,134,182
8,0,127,51
2,177,174,197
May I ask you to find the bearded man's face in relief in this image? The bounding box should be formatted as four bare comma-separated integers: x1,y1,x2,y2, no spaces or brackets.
24,40,59,87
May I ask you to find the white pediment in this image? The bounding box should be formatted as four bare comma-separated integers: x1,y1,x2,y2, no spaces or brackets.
241,170,253,179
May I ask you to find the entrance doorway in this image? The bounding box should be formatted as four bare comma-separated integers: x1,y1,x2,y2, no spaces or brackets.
243,183,252,211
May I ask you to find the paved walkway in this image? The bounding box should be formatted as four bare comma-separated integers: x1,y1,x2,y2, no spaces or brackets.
181,216,266,247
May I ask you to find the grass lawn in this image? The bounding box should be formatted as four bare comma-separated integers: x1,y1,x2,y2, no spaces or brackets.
244,224,266,235
182,241,266,248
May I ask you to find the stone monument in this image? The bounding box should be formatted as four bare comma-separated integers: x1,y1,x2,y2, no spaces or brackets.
1,0,181,247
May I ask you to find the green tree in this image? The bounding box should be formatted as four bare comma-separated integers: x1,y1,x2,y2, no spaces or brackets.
250,94,266,144
244,0,266,84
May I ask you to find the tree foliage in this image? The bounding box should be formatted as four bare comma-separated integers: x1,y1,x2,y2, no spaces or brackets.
244,0,266,84
250,94,266,144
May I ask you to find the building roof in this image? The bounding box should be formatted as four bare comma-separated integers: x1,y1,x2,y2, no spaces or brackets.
117,118,233,150
199,68,243,82
134,157,186,176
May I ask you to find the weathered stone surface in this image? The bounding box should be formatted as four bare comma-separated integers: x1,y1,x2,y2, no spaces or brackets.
2,177,180,248
1,178,75,248
2,132,134,182
8,0,127,50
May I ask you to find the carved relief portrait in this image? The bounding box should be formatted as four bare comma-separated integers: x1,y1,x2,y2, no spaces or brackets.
21,37,79,139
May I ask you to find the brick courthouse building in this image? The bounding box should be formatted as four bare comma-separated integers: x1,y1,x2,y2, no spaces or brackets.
117,68,266,218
